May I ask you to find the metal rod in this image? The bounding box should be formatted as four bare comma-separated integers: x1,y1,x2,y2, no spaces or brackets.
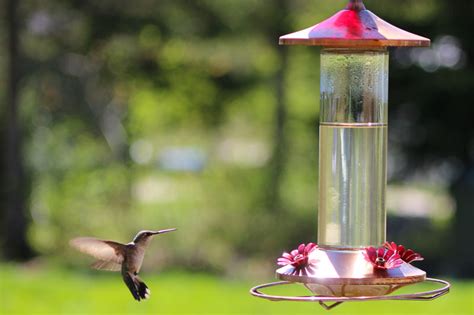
250,278,451,305
319,301,344,310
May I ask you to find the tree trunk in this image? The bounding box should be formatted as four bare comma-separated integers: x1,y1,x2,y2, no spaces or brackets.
450,168,474,277
265,0,289,213
1,0,34,260
266,45,288,213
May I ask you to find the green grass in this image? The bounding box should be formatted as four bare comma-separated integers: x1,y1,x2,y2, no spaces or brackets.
1,265,472,315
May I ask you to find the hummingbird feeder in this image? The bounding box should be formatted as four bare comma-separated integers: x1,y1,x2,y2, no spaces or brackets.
250,0,450,310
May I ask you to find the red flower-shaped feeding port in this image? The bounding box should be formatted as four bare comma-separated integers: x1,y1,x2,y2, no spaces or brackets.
384,242,424,264
277,243,317,275
363,246,403,270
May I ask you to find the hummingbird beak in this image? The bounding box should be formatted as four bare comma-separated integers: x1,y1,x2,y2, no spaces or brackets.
152,228,177,235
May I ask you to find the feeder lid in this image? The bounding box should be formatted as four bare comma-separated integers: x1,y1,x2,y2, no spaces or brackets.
279,0,430,48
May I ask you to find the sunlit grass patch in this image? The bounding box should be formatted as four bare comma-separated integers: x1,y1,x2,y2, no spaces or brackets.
1,265,472,314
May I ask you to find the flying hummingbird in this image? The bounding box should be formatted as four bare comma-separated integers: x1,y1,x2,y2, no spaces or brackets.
70,228,176,301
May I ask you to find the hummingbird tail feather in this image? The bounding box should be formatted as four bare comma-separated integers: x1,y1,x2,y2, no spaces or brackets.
123,272,141,301
135,276,150,300
123,272,150,301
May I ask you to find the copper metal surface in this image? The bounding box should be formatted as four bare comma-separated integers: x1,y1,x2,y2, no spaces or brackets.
250,278,451,310
277,248,425,285
279,1,430,47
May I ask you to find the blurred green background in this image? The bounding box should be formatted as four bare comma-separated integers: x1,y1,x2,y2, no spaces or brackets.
1,0,473,314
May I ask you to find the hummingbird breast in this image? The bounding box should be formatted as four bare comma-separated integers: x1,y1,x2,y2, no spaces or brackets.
124,244,146,274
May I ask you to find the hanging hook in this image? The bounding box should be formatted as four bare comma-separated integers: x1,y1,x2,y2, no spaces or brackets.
346,0,366,11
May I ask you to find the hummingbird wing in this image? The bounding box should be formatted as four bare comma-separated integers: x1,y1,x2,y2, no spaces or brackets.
70,237,126,270
90,259,123,271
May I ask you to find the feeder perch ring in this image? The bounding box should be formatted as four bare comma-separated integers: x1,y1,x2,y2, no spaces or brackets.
250,278,450,310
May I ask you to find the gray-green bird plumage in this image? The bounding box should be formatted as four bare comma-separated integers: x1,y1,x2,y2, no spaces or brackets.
70,228,176,301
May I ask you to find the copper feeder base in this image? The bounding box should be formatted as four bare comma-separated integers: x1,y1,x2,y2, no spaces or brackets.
250,248,450,310
277,248,426,297
250,278,450,310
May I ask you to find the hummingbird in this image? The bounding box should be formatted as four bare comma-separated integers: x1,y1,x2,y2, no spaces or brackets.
70,228,176,301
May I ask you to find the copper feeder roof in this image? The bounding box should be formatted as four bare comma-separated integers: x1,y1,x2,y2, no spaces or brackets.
279,0,430,48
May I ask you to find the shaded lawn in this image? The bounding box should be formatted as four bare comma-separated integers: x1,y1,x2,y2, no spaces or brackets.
1,265,473,315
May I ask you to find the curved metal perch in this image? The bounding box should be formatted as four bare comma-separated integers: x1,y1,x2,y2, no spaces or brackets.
250,278,450,310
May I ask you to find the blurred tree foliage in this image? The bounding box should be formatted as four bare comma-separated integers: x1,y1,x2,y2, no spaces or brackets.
386,0,474,277
0,0,472,277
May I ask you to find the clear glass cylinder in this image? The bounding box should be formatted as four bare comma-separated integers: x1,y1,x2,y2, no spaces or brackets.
318,48,388,248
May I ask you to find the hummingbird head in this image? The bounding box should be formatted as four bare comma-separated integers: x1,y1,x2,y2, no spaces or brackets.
132,228,177,244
